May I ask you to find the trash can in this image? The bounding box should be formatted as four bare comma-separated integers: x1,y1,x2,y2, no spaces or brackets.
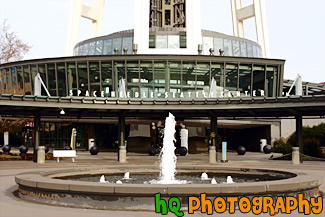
209,146,216,163
88,138,95,150
260,139,267,152
37,146,45,164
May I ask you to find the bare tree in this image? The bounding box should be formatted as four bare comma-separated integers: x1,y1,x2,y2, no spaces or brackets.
0,20,31,64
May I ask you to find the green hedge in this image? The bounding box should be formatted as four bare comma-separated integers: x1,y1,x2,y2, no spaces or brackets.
274,123,325,158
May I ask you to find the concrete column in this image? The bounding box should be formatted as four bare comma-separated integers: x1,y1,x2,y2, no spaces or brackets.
118,115,126,162
296,115,303,163
33,114,40,163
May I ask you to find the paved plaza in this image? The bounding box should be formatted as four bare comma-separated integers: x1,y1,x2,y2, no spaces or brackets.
1,150,324,217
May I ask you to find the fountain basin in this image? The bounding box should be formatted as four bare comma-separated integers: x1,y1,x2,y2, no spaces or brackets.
15,166,321,210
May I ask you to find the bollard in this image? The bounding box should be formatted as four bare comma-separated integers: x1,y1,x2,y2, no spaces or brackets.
221,142,228,163
119,146,127,163
292,147,300,165
209,146,216,163
37,146,45,164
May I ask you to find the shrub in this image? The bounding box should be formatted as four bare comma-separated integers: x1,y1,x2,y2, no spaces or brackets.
273,138,291,155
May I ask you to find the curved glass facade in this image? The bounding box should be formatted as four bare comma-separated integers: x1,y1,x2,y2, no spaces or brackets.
73,29,263,58
0,55,283,98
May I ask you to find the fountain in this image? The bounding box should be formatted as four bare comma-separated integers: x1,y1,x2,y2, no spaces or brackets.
14,113,321,211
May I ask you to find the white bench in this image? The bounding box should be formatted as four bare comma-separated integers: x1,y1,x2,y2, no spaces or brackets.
53,150,78,163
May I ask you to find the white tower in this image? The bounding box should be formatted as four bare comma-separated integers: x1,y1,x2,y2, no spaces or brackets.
230,0,270,57
66,0,105,56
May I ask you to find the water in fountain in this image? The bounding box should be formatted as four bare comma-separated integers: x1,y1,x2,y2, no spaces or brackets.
116,180,123,184
201,172,209,180
211,178,217,184
99,175,109,183
124,172,130,180
226,176,234,183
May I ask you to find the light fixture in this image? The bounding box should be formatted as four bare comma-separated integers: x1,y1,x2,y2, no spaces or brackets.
60,109,65,115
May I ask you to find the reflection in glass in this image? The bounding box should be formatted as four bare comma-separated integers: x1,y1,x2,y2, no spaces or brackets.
126,61,139,97
156,35,167,49
203,37,213,55
114,61,125,96
253,45,258,58
122,37,133,54
101,62,112,97
17,67,24,92
23,66,32,95
239,64,251,97
266,66,278,97
153,61,166,98
78,45,83,56
103,39,112,55
89,42,95,55
95,40,103,55
67,63,77,96
225,64,238,92
168,35,179,49
224,39,233,56
169,62,181,98
240,42,247,57
38,65,47,95
182,62,196,98
77,62,88,95
232,41,240,57
214,38,223,54
247,44,253,57
57,63,67,96
112,38,122,54
47,64,56,96
89,62,100,97
196,62,210,98
140,61,154,98
82,43,89,55
253,65,265,96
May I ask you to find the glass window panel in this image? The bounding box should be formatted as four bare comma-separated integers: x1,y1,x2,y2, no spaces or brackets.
239,64,252,97
11,67,18,94
149,35,156,48
114,61,125,96
0,70,3,92
211,63,224,89
258,47,263,57
47,64,57,96
180,35,186,48
153,61,166,98
6,70,12,93
30,65,38,94
247,43,253,57
224,39,233,56
23,66,32,95
82,43,89,55
232,41,240,57
112,38,122,54
95,40,103,55
214,38,223,55
225,64,238,92
140,61,154,98
156,35,167,49
67,63,78,96
74,47,79,56
78,45,83,56
203,37,213,55
253,45,258,57
240,42,247,57
103,39,112,55
101,62,113,97
169,62,181,98
77,62,88,95
57,63,67,96
196,62,210,98
17,67,24,93
182,62,196,98
1,69,6,92
126,61,139,97
122,37,133,54
266,66,278,97
38,65,47,96
253,65,265,96
168,35,179,49
88,42,95,55
89,62,100,97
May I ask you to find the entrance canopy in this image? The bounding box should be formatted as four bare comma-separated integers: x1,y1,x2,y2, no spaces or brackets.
0,94,324,119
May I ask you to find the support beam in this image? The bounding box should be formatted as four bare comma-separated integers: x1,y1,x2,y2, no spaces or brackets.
230,0,270,57
295,114,303,163
33,114,40,163
210,115,218,161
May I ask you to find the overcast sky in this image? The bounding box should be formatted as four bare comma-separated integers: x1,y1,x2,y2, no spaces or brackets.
0,0,324,83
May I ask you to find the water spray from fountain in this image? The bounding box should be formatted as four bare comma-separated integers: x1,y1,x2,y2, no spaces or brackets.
201,172,209,180
226,176,234,183
99,175,109,183
124,172,130,180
